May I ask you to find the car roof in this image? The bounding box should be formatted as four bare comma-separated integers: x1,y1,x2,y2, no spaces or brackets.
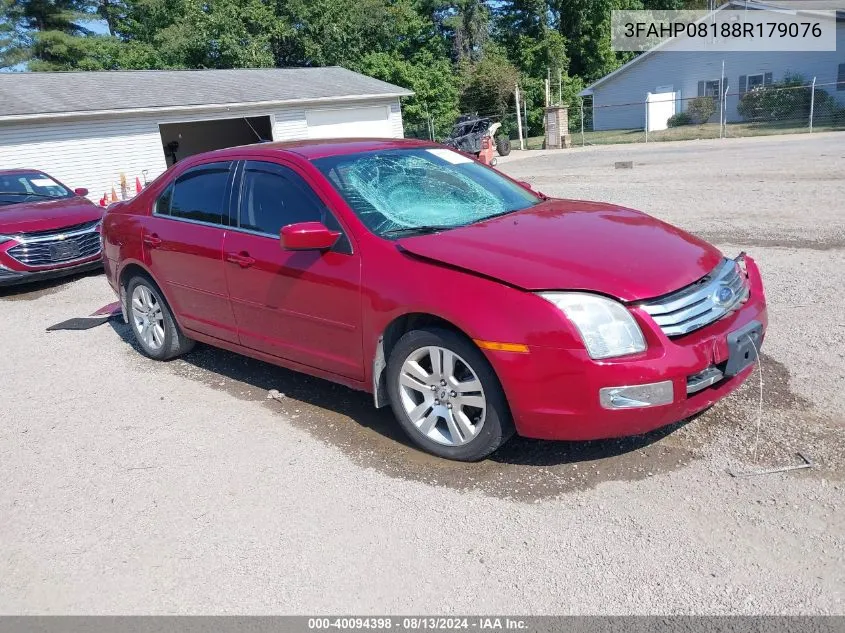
0,168,52,175
194,137,439,163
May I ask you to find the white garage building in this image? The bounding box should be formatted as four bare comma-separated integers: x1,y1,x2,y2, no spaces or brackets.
0,67,412,201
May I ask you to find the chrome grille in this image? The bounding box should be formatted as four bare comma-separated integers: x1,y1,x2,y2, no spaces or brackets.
7,221,101,267
640,258,749,337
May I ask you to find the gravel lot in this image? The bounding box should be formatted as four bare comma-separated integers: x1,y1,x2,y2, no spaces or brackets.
1,133,843,614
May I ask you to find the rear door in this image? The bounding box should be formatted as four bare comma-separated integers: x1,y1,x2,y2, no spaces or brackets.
222,159,363,380
141,161,239,343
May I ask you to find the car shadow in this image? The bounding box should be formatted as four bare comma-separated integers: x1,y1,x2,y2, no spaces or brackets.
108,319,412,446
108,319,694,469
0,268,103,301
488,419,694,466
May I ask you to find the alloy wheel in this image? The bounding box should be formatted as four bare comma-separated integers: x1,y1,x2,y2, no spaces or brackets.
131,284,166,351
398,345,486,446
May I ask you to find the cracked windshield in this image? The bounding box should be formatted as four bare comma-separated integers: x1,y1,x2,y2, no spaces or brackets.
315,148,540,236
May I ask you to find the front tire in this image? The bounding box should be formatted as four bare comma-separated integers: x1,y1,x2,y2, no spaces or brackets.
125,275,194,360
386,328,514,461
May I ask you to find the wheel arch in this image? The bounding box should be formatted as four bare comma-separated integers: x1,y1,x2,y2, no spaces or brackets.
372,312,477,408
117,261,174,325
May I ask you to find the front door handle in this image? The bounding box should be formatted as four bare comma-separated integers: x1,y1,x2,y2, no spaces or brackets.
226,251,255,268
143,233,162,248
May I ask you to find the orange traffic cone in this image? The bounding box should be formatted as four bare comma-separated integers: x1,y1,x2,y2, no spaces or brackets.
111,184,118,203
135,176,143,194
100,193,108,207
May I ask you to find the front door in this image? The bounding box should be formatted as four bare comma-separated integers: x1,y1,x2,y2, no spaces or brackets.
222,160,363,380
142,161,238,343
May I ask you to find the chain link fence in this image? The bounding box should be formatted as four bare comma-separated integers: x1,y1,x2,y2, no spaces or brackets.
403,77,844,152
539,76,845,148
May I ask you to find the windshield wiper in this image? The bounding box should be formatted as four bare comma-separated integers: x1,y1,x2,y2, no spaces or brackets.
382,225,464,237
0,191,54,198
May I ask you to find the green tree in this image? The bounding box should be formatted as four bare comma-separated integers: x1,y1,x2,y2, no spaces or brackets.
458,43,518,119
27,31,160,70
361,49,459,138
272,0,437,69
1,0,97,67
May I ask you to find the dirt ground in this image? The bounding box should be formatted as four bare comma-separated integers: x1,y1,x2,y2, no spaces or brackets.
1,132,843,614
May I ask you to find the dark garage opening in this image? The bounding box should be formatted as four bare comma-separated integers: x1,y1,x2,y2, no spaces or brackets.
159,116,273,166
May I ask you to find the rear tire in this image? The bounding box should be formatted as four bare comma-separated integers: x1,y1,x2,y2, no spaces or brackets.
386,327,514,461
496,136,512,156
125,275,194,361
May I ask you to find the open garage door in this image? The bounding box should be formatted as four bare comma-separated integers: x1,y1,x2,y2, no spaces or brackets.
159,116,273,166
306,105,391,139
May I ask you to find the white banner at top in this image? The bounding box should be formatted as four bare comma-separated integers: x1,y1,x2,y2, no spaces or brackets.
611,9,837,52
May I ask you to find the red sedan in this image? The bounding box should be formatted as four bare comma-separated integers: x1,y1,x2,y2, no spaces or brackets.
0,170,103,287
102,139,767,461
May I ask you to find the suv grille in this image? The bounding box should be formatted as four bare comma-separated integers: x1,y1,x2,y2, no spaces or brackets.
7,220,101,267
640,258,749,337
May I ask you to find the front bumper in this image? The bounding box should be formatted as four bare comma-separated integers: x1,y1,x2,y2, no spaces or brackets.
0,258,102,287
489,257,768,441
0,236,103,287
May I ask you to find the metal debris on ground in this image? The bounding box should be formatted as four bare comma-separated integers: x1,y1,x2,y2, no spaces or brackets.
727,452,814,478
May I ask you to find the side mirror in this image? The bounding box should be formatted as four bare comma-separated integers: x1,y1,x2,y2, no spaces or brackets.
74,187,89,197
281,222,340,251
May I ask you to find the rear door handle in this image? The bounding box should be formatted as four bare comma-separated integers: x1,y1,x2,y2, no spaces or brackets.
143,233,162,248
226,252,255,268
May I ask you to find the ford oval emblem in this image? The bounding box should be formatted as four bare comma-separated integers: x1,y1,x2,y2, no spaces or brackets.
714,286,734,306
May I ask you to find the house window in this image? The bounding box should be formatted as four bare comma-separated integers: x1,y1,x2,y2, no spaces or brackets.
839,64,845,91
747,74,764,91
704,80,722,97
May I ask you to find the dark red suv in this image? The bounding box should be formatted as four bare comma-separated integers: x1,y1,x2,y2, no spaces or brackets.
102,139,767,461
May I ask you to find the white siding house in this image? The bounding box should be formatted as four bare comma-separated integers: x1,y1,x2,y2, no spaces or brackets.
0,68,411,202
580,3,845,131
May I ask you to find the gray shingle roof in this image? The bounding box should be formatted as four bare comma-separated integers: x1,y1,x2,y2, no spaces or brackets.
0,67,413,118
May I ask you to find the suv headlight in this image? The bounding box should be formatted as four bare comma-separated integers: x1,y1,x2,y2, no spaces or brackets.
539,292,646,359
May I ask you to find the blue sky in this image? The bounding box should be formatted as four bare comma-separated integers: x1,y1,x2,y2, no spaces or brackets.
83,19,111,35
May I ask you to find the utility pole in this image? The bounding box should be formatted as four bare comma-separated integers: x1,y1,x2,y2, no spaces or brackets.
719,60,725,139
558,68,562,105
810,76,817,132
515,84,524,150
523,96,529,141
580,97,585,147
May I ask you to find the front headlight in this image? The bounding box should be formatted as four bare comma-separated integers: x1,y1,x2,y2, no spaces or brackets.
539,292,646,359
0,234,13,244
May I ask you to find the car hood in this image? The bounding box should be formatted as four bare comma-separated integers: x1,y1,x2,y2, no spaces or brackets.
0,197,103,234
396,199,723,302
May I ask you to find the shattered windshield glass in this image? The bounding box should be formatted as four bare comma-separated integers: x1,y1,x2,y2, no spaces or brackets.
313,148,541,237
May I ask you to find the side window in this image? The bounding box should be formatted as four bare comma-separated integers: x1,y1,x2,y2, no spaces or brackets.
239,162,325,235
155,184,173,215
166,162,231,225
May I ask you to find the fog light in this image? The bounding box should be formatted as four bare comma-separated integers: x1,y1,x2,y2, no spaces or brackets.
599,381,674,409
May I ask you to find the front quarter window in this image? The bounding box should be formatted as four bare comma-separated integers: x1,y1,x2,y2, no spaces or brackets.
314,148,540,237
